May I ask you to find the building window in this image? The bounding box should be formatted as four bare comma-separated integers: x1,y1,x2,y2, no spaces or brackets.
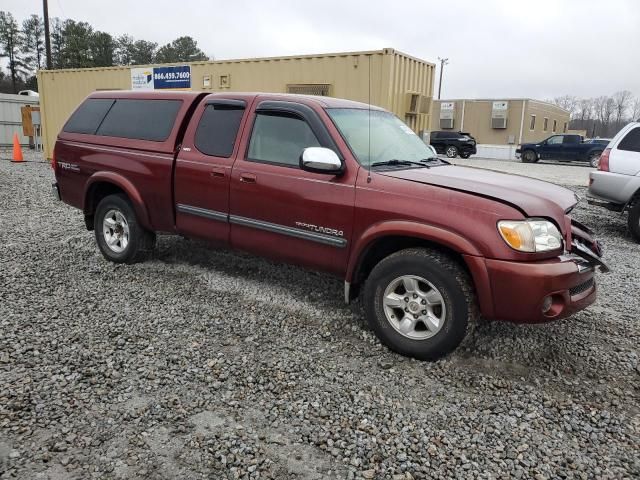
563,122,568,133
529,115,536,130
543,117,549,131
553,120,557,132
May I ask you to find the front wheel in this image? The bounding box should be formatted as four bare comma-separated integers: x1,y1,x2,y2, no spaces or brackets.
94,193,156,264
445,146,458,158
521,150,538,163
459,152,471,159
363,248,477,360
588,151,602,168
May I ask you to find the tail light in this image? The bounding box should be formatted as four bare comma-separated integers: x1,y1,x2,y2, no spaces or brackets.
51,151,57,171
597,148,610,171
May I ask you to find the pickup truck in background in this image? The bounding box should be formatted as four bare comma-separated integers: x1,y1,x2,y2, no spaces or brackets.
516,134,607,167
52,91,606,360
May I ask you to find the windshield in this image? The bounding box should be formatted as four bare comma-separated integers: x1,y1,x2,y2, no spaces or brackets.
327,108,437,167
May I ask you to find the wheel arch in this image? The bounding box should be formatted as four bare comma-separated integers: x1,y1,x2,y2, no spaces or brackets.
84,172,152,231
346,222,493,315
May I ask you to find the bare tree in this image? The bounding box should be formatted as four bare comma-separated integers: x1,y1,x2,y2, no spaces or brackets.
551,95,579,118
612,90,633,124
632,98,640,122
576,98,594,121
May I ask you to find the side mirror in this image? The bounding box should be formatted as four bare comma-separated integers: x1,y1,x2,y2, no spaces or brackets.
300,147,343,175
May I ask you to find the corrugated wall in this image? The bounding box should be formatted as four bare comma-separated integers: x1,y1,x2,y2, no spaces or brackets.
38,49,435,159
0,93,39,146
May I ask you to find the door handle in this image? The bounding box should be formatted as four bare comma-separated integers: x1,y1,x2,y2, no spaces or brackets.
210,168,226,179
239,173,257,184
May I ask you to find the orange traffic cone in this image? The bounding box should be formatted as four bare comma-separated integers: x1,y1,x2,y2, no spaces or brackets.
11,133,24,163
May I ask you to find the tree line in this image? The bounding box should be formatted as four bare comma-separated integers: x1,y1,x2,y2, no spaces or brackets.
0,10,209,94
550,91,640,138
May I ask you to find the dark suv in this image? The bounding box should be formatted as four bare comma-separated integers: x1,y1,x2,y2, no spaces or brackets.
430,131,477,158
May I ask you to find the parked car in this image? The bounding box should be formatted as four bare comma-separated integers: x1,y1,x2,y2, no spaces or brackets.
516,134,606,167
430,131,477,158
52,91,606,360
586,138,612,147
588,122,640,241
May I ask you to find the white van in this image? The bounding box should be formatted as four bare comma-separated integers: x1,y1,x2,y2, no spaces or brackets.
588,122,640,241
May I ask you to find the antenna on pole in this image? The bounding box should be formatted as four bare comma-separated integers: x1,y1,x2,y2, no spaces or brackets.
367,54,372,183
437,57,449,100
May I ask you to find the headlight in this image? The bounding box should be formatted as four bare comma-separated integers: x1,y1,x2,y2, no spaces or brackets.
498,219,563,252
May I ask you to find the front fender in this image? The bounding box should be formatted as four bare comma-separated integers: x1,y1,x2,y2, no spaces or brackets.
346,220,483,282
346,220,495,318
84,171,152,230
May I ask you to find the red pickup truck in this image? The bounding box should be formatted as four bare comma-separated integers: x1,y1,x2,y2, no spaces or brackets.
52,91,607,360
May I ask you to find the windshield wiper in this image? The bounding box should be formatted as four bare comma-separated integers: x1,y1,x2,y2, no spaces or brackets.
419,157,450,165
370,159,429,168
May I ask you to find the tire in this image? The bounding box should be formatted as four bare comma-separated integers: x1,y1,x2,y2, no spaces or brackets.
459,152,471,159
94,193,156,264
629,202,640,243
445,146,458,158
521,150,538,163
363,248,477,361
588,151,602,168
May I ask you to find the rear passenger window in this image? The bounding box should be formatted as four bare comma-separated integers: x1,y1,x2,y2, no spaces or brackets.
194,104,245,157
247,113,320,167
96,99,181,142
618,128,640,153
63,98,115,134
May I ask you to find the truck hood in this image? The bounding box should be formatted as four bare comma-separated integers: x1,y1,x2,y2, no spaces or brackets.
379,165,578,223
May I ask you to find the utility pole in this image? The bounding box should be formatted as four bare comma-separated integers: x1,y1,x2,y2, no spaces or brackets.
43,0,52,69
437,57,449,100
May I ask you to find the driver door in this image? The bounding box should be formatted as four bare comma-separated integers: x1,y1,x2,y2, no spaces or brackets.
540,135,565,160
229,100,357,276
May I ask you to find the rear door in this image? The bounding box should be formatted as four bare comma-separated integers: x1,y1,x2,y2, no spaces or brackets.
228,99,356,275
561,134,582,160
174,98,249,244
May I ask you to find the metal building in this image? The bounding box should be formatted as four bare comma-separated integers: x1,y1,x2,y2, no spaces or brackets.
432,98,571,158
0,93,39,147
37,48,436,159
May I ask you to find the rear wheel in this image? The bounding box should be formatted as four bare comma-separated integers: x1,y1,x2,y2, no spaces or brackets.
459,152,471,159
363,248,477,360
94,194,156,264
521,150,538,163
445,146,458,158
588,151,602,168
629,202,640,242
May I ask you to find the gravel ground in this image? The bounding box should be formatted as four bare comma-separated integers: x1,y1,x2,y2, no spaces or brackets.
1,150,639,479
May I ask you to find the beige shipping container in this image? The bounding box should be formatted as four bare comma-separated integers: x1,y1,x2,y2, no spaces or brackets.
37,48,435,159
432,99,570,146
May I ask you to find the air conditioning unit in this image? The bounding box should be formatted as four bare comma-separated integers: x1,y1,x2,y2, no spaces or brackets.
491,101,508,129
440,118,454,129
439,101,455,129
491,116,507,129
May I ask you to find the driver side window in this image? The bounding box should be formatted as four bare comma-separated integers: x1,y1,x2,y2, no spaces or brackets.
547,136,563,145
247,113,320,167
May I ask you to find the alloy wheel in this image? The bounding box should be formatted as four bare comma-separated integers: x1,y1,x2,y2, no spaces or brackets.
102,209,130,253
382,275,447,340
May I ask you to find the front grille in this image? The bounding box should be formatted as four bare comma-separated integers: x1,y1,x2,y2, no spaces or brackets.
569,278,594,296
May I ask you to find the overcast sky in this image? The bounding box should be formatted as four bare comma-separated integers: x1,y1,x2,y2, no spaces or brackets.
5,0,640,100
